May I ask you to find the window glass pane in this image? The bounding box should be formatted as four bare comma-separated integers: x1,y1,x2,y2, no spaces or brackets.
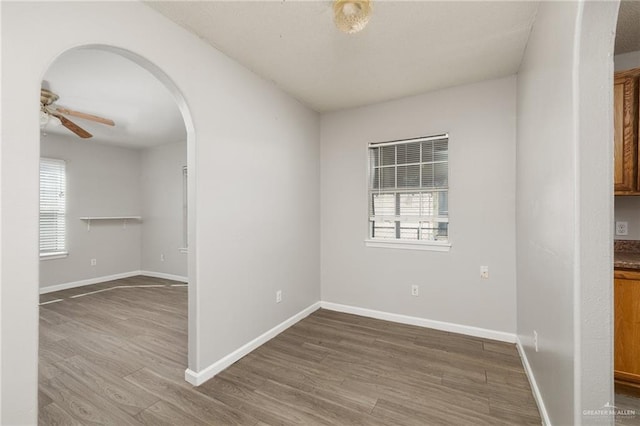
372,193,395,216
397,165,420,188
421,163,434,188
371,220,396,239
434,140,448,161
397,142,420,164
419,222,437,241
381,146,395,166
369,147,380,167
400,222,420,240
399,193,421,216
371,167,380,189
419,191,448,217
419,221,448,241
381,167,395,189
434,162,448,187
438,222,449,239
422,141,434,162
420,192,435,216
438,191,448,216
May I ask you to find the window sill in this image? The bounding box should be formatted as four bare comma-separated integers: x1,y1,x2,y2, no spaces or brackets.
364,239,451,252
40,252,68,261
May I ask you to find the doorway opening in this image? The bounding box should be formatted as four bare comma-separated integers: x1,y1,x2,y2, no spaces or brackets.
37,45,195,423
612,1,640,422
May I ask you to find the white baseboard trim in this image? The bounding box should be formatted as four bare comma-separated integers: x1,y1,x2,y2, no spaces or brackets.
139,270,188,283
39,270,141,294
516,336,551,426
40,270,188,294
320,301,517,343
184,301,321,386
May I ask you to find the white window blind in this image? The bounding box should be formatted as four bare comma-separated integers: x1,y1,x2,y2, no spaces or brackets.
368,134,449,242
40,158,66,256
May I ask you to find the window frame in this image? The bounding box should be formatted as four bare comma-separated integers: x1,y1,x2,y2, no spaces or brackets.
39,157,68,260
364,134,451,252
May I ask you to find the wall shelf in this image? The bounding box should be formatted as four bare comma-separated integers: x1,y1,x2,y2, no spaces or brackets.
79,216,142,231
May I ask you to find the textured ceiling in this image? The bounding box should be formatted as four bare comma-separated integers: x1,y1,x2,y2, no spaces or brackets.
146,1,539,112
42,48,186,148
616,0,640,54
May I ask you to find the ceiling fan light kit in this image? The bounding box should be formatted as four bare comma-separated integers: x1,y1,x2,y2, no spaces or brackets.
333,0,372,34
39,87,115,139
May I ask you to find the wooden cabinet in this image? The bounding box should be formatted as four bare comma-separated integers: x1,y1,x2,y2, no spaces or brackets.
614,68,640,195
615,269,640,389
614,75,637,192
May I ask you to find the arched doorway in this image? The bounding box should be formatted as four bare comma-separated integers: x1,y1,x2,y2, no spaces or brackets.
36,45,196,423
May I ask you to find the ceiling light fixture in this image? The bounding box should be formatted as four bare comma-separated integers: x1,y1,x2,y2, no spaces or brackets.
333,0,372,34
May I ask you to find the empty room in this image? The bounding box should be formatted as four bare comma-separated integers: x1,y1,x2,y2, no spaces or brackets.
0,1,633,425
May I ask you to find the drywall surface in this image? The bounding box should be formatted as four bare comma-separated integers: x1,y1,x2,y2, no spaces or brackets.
140,141,187,277
614,197,640,240
39,136,188,288
517,3,617,424
1,2,320,424
516,2,579,424
575,2,617,424
39,134,142,288
320,76,517,334
614,49,640,71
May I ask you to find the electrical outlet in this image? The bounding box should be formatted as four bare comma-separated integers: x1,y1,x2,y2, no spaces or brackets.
276,290,282,303
480,266,489,279
411,285,419,296
533,330,539,352
90,258,97,266
160,253,165,262
616,221,629,236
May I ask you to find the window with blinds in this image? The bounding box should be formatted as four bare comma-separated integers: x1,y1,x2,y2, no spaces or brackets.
368,134,449,242
40,158,67,256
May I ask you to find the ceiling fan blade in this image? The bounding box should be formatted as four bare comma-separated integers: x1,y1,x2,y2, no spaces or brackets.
55,107,115,126
50,112,93,139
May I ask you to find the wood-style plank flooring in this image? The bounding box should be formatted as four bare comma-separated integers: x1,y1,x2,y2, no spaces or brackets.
616,393,640,425
40,276,542,425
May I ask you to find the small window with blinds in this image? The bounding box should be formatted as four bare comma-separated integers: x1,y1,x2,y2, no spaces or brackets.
368,134,449,247
40,158,67,257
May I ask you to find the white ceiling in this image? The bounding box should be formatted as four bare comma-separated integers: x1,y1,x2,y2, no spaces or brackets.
616,0,640,55
42,48,186,148
43,1,636,147
146,1,540,112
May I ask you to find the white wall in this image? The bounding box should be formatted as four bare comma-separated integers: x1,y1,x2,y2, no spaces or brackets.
140,141,187,277
516,1,616,424
614,49,640,72
516,4,578,424
39,134,142,288
575,2,617,424
614,51,640,241
321,76,516,334
39,136,188,290
1,2,320,424
615,197,640,240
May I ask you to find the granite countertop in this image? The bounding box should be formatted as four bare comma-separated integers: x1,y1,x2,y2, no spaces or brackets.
615,240,640,270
